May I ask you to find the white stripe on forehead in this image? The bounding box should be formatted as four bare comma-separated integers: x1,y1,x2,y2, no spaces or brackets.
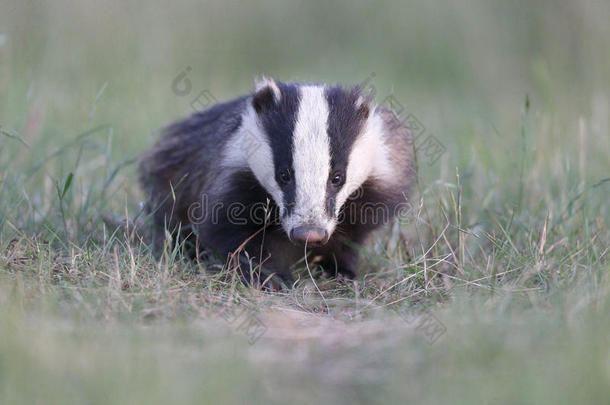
291,85,331,222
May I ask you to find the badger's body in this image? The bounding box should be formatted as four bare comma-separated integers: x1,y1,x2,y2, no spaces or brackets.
139,78,414,287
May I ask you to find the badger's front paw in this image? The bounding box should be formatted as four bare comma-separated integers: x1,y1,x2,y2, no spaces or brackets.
255,273,293,291
320,260,357,281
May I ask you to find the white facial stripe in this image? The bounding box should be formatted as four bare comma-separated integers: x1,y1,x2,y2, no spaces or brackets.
221,103,285,214
333,110,392,215
367,109,395,180
290,85,333,226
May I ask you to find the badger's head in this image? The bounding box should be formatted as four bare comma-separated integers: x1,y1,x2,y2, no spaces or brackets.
225,78,393,245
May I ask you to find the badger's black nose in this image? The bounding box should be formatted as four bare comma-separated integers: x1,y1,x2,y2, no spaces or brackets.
290,226,328,244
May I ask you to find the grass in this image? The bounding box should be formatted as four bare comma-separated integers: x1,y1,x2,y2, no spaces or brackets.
1,0,610,404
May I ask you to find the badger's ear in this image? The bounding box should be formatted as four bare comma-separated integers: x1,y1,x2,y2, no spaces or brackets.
354,90,371,120
252,77,281,113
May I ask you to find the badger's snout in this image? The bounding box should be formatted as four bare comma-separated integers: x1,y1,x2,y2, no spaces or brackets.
289,225,329,245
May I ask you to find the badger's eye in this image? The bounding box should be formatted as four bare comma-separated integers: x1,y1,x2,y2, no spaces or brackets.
331,172,345,187
279,168,292,184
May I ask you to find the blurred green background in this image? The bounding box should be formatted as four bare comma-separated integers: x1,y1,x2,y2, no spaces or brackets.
2,0,608,174
1,1,609,404
1,0,608,244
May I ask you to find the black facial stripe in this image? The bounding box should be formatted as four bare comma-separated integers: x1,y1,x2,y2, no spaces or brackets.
324,85,369,216
255,82,300,215
221,170,281,223
203,169,282,255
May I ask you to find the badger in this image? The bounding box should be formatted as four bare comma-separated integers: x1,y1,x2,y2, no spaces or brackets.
139,78,415,288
